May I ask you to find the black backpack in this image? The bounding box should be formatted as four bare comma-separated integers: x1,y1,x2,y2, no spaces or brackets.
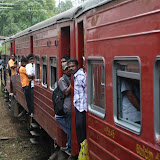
52,75,70,116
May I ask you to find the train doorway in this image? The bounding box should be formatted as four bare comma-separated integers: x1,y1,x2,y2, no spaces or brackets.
77,21,84,69
30,36,33,54
61,26,70,58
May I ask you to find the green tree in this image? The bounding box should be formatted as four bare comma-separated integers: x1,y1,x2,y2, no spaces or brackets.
60,0,73,13
55,0,73,14
0,0,57,36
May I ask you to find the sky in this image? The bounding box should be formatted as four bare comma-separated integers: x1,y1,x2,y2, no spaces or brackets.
55,0,68,6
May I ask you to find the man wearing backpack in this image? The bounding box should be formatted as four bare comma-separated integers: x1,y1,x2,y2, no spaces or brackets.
54,61,71,153
67,58,87,152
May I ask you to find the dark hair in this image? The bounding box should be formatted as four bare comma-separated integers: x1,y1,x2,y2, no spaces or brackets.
11,53,15,56
67,58,78,66
21,56,27,63
61,56,70,61
27,53,34,60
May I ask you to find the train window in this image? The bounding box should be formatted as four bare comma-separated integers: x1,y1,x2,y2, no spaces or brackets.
42,56,47,88
49,56,57,90
154,57,160,141
113,57,141,134
18,56,21,63
35,55,40,80
87,57,106,119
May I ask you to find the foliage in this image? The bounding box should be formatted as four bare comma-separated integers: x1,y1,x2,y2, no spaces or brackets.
0,0,78,37
0,152,4,158
0,0,57,36
59,0,73,13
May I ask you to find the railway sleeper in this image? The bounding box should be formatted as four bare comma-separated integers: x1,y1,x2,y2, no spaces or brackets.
30,137,39,144
4,91,9,102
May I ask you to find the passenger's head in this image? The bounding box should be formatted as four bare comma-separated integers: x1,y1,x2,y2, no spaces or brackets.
11,53,15,61
67,58,78,74
27,53,34,64
62,62,70,76
21,56,27,67
2,55,5,60
61,56,70,64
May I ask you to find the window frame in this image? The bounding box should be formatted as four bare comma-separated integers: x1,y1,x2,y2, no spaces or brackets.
49,56,57,91
112,56,142,134
35,55,40,80
41,55,47,88
87,56,106,119
154,56,160,140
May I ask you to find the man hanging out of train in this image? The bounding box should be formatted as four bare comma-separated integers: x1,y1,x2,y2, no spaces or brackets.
67,58,87,151
26,54,35,117
8,53,16,76
19,57,33,116
55,56,71,153
8,53,17,95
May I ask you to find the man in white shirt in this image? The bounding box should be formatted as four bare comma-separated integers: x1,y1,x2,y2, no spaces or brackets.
26,54,35,117
121,78,141,123
67,58,87,151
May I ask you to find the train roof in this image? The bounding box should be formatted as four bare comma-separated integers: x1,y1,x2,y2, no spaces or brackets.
1,37,10,44
13,0,114,39
0,36,6,40
75,0,113,17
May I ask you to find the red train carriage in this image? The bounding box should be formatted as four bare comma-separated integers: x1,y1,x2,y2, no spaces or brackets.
85,0,160,159
2,0,160,159
12,6,82,157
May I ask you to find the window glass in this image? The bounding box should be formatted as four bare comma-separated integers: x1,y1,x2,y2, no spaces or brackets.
50,56,57,90
91,63,105,109
87,57,105,118
154,58,160,142
35,56,40,80
113,57,141,134
42,56,47,87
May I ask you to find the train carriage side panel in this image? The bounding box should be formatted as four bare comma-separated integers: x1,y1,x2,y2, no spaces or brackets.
32,24,67,147
85,0,160,159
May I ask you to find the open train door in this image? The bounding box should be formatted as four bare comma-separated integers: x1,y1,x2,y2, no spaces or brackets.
77,21,85,69
71,18,86,157
59,26,71,77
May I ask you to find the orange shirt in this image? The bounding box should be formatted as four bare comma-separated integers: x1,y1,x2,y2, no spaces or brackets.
19,66,29,87
8,59,16,75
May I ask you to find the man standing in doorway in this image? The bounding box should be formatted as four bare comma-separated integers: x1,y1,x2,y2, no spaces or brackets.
26,53,35,116
8,53,16,76
19,57,33,116
67,58,87,151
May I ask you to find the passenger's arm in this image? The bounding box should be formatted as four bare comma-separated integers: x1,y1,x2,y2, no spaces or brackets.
10,65,16,69
64,84,71,96
28,75,35,79
125,90,140,111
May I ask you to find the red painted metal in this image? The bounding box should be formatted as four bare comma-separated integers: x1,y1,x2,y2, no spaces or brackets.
85,0,160,159
4,0,160,159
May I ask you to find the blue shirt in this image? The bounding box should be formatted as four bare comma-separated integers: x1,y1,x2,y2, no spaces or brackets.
73,68,87,112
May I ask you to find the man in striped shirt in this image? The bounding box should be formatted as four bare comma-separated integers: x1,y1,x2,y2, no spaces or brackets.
67,58,87,151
